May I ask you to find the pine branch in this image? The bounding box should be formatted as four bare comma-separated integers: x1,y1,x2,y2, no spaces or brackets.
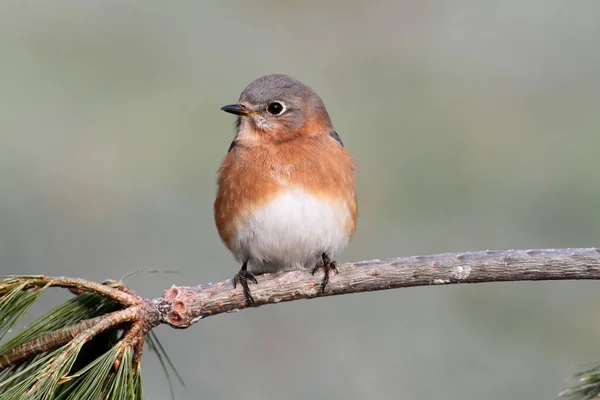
0,276,141,306
0,315,109,370
1,247,599,399
155,247,600,328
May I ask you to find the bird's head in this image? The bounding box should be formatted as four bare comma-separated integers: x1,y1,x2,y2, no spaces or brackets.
221,74,333,144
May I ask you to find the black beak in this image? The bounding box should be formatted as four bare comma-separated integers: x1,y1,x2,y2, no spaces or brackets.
220,103,248,116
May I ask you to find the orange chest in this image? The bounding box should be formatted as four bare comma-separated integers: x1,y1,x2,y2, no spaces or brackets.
214,138,357,246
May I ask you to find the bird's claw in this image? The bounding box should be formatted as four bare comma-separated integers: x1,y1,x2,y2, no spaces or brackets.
312,253,338,294
233,269,257,305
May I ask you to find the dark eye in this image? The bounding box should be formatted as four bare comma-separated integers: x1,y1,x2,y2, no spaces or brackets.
266,101,286,116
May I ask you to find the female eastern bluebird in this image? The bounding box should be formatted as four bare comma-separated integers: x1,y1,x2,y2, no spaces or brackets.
214,74,358,304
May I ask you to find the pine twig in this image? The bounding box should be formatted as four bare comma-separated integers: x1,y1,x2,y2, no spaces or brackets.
154,248,600,328
0,315,106,370
0,276,140,307
1,248,600,398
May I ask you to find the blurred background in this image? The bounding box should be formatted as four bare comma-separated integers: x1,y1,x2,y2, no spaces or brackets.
2,1,600,399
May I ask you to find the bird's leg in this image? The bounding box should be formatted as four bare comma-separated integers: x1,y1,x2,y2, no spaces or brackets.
311,252,338,294
232,261,257,305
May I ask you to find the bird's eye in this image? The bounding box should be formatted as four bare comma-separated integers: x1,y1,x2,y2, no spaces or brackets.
266,101,286,116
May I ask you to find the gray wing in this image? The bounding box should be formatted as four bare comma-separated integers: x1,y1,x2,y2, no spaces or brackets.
227,140,236,153
328,130,344,147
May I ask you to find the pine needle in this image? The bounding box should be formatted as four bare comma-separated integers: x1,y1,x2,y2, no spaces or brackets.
104,346,139,400
0,349,61,397
0,292,120,357
146,331,183,400
55,345,121,400
148,331,184,386
27,341,84,400
0,282,125,398
0,282,48,342
560,363,600,399
0,276,179,399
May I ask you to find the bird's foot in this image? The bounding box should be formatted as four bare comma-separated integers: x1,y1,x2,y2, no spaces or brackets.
232,268,258,305
311,253,338,294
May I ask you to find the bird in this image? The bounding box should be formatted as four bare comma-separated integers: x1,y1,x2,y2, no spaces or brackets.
214,74,357,305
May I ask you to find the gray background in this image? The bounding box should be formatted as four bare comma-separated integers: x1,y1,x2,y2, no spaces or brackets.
2,1,600,399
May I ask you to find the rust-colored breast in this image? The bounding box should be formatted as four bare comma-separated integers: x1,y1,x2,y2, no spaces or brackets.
214,134,357,248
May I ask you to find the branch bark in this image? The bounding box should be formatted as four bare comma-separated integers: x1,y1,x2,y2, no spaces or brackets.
157,247,600,328
2,248,600,370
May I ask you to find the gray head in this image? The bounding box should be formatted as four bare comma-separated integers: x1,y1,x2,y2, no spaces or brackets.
221,74,333,141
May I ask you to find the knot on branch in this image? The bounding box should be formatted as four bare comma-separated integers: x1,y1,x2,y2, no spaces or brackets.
158,286,205,329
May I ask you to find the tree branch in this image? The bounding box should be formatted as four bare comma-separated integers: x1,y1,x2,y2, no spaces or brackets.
0,315,109,370
2,248,600,372
156,247,600,328
0,275,141,306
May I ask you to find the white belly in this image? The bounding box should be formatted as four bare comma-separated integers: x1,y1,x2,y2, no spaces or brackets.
230,189,351,273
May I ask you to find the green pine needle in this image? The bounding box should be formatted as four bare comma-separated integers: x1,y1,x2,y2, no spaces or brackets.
148,331,185,385
104,347,138,400
56,345,125,400
1,344,143,399
560,363,600,399
0,349,62,397
146,331,183,400
0,276,181,399
0,282,48,342
27,342,84,400
0,292,120,357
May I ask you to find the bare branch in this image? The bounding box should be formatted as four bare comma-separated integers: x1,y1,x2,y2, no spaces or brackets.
156,248,600,328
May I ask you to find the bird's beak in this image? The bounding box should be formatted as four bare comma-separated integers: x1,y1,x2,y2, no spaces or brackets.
220,103,248,116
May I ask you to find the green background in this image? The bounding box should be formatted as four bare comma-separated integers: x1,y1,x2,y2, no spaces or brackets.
2,1,600,399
